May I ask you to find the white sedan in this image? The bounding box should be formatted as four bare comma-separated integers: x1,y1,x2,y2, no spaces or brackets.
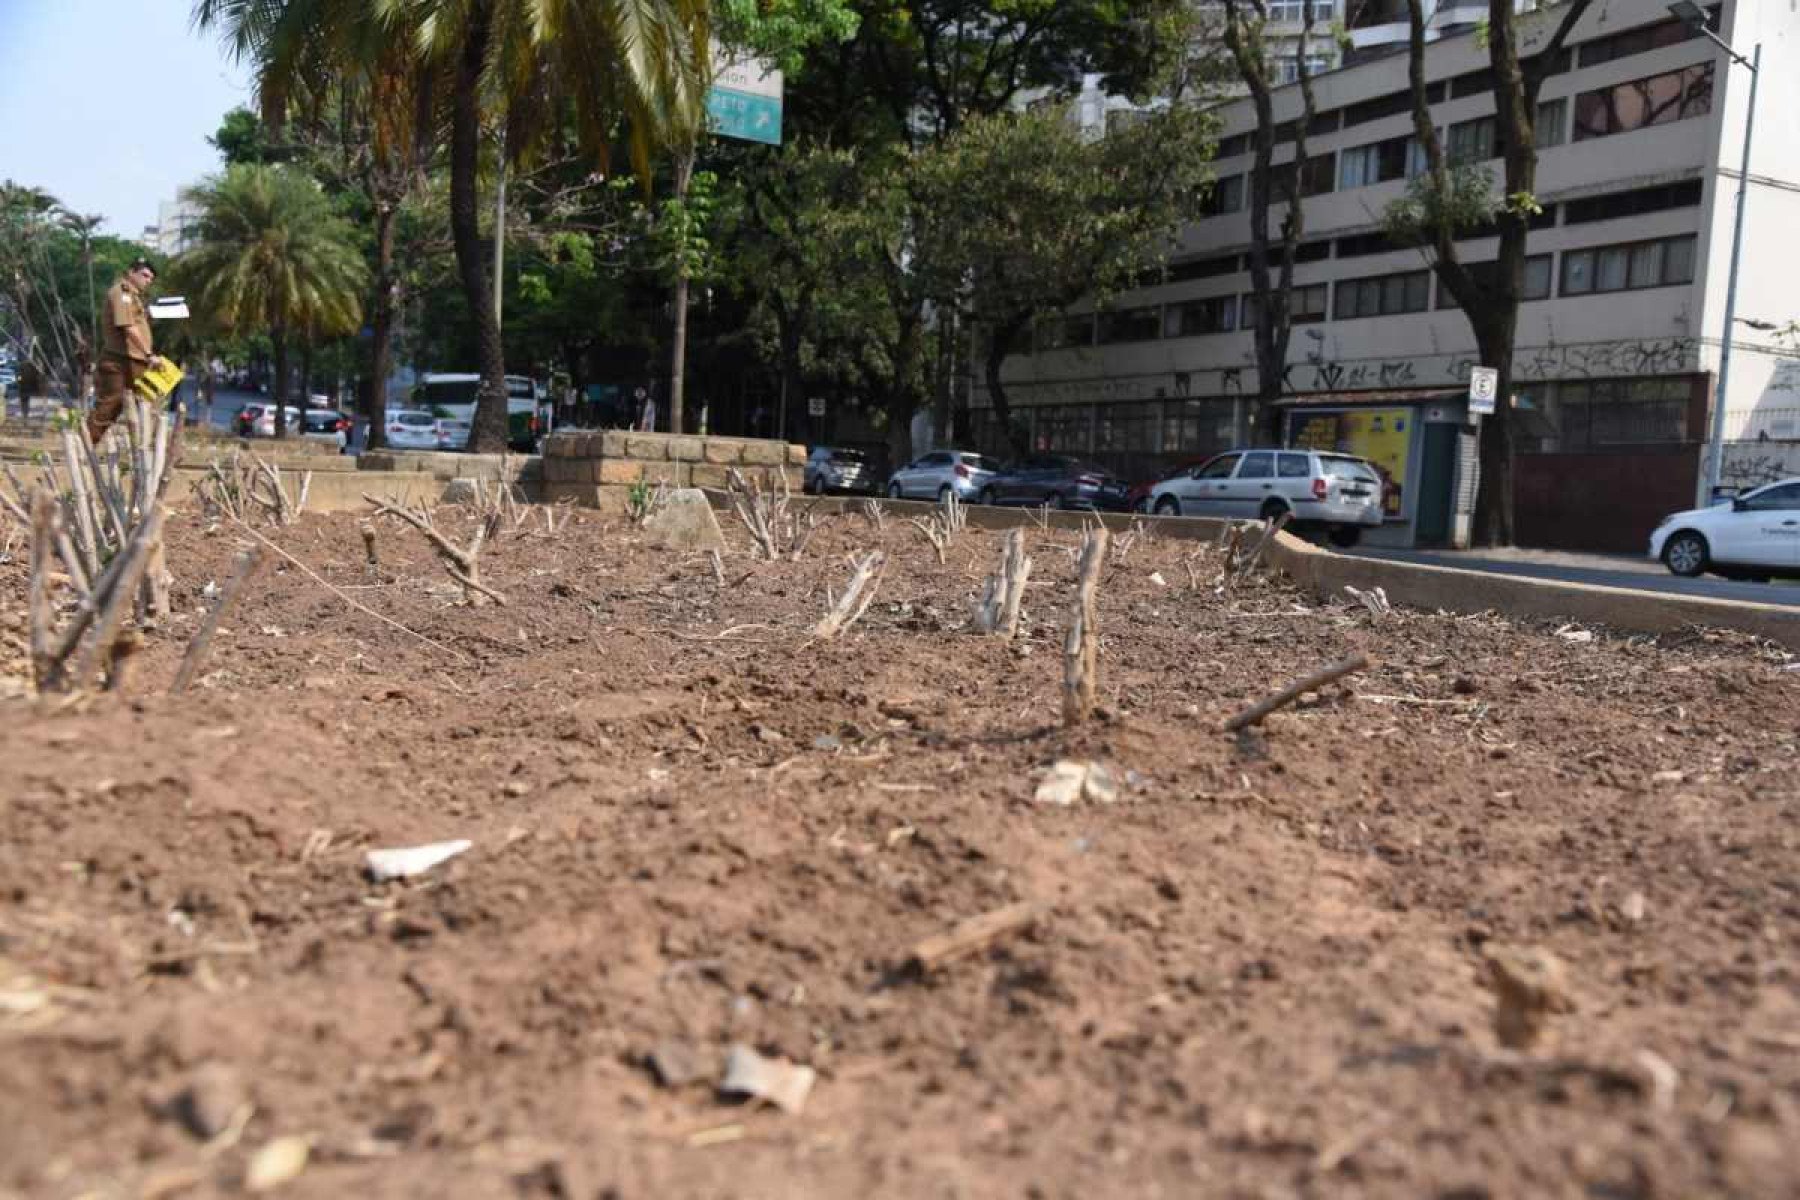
1649,477,1800,579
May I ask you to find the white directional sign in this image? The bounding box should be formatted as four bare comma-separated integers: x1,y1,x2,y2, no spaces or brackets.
807,396,827,417
1468,366,1499,415
708,55,783,145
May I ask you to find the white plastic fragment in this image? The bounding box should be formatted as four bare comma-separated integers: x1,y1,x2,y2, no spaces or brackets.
1555,624,1594,644
720,1043,816,1114
1149,571,1168,587
364,839,472,882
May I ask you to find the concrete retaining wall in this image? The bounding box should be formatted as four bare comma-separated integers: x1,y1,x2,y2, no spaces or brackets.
539,430,805,515
845,497,1800,650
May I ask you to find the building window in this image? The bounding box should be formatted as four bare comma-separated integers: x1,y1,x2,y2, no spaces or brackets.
1560,235,1696,296
1273,55,1334,85
1167,253,1244,282
1334,270,1431,319
1576,12,1711,68
1095,306,1163,345
1200,173,1246,217
1242,284,1328,327
1535,98,1567,147
1094,402,1158,454
1562,178,1702,225
1552,378,1690,449
1162,399,1239,456
1436,256,1553,308
1338,134,1427,189
1447,115,1497,164
1573,63,1713,141
1216,133,1250,158
1270,153,1335,198
1033,405,1092,454
1265,0,1336,21
1164,296,1237,338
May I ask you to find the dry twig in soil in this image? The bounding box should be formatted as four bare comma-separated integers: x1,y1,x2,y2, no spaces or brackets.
904,902,1039,974
860,499,886,532
171,547,264,693
973,528,1032,641
1062,525,1109,725
224,514,468,661
1232,510,1291,585
364,494,507,606
813,550,886,640
726,467,819,561
1225,652,1370,732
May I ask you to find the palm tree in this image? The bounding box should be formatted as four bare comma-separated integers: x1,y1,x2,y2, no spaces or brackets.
377,0,711,451
178,164,369,436
194,0,440,449
196,0,712,451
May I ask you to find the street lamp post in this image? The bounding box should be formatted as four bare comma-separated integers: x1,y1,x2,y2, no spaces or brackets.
1669,1,1760,507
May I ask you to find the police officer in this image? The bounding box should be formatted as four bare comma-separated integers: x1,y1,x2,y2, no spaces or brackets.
88,256,163,444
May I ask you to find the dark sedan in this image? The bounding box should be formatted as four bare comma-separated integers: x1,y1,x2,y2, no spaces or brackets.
976,455,1132,511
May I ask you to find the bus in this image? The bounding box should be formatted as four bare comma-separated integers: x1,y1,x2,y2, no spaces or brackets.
413,373,544,451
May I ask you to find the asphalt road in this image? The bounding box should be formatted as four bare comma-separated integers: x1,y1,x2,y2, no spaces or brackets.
1348,545,1800,609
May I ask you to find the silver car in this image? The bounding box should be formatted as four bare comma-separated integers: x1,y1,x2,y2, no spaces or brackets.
885,450,1002,502
1148,449,1385,541
382,408,442,450
804,446,877,494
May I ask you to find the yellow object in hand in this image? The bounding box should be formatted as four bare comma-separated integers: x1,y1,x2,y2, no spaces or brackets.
133,360,185,401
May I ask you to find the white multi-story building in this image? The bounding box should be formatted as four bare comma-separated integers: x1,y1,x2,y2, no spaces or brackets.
972,0,1798,551
145,197,202,257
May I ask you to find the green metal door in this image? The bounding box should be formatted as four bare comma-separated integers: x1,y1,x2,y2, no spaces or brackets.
1414,422,1458,546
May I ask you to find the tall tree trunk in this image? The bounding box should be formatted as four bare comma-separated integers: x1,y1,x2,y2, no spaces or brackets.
667,150,696,436
450,0,507,454
1473,320,1517,544
985,317,1030,457
364,200,400,450
271,326,290,440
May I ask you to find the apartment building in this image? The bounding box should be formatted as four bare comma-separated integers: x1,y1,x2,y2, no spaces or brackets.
972,0,1798,551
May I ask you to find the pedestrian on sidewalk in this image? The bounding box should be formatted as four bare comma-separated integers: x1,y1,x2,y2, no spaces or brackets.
87,257,163,444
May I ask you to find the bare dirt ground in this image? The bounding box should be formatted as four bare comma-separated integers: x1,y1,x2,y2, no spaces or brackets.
1,501,1797,1199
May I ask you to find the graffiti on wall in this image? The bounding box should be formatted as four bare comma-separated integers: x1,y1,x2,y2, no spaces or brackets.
1719,443,1800,489
984,337,1703,408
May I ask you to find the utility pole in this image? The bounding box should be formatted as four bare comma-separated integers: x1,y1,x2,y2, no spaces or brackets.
1668,2,1759,506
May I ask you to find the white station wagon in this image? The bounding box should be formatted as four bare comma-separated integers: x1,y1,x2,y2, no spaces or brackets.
1648,477,1800,579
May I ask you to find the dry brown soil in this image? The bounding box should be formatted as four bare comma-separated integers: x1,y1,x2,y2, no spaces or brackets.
1,504,1797,1199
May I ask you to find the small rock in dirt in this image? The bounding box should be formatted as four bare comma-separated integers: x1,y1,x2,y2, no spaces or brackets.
246,1135,311,1191
719,1043,816,1115
1034,760,1124,805
441,478,481,505
811,734,841,752
1452,676,1479,695
1649,770,1685,787
1149,572,1167,587
1555,625,1594,644
641,488,727,553
171,1063,246,1140
365,839,472,883
501,780,530,798
1482,943,1574,1050
1620,891,1648,924
647,1040,711,1088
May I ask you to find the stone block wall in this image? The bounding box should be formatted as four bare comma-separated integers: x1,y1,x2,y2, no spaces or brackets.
540,431,806,513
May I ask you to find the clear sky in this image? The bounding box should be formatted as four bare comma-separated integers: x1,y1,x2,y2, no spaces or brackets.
0,0,250,238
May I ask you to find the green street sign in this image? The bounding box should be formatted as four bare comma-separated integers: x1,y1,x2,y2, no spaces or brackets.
708,87,781,145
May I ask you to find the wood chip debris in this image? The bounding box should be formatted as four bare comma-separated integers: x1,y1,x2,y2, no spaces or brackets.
904,901,1039,974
